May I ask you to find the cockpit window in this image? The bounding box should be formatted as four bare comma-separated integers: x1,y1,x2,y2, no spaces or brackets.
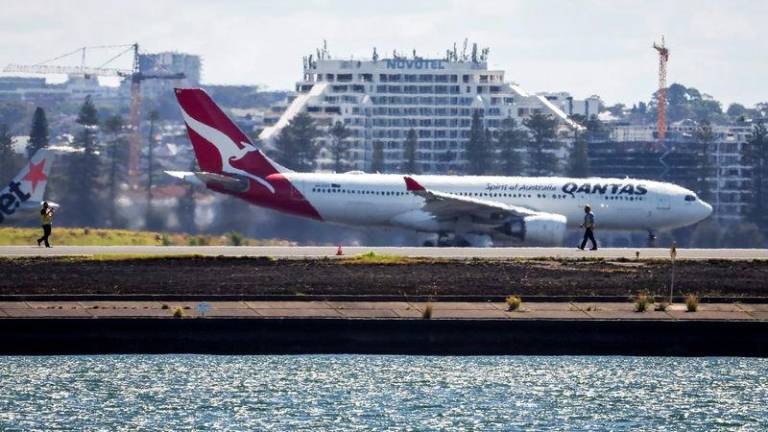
684,195,697,202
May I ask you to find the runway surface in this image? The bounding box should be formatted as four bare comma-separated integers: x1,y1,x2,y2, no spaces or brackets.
1,245,767,259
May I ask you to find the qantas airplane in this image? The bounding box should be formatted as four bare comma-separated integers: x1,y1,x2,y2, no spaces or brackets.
167,88,712,247
0,148,57,225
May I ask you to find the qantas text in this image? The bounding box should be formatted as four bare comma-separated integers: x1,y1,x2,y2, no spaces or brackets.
561,182,648,198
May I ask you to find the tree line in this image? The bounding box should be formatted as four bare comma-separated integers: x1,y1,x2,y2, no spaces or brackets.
0,96,194,232
270,109,592,177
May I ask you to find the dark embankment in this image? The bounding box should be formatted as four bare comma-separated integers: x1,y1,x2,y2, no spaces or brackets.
2,318,767,356
1,256,767,298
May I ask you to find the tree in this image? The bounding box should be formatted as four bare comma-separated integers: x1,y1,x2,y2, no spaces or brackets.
27,107,49,158
370,141,385,173
177,159,198,234
693,120,716,202
688,220,722,248
403,128,419,173
64,96,101,227
649,83,723,123
465,110,491,175
145,110,164,230
605,104,625,117
721,222,765,248
726,103,747,119
0,124,21,184
274,112,321,172
584,115,608,141
742,121,768,231
567,130,590,178
328,120,351,172
103,114,129,227
497,117,525,176
0,102,27,131
523,112,560,176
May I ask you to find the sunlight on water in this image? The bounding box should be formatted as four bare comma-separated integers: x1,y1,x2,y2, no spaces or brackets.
0,356,766,431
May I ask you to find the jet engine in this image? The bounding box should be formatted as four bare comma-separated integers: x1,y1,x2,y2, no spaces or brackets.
495,213,567,245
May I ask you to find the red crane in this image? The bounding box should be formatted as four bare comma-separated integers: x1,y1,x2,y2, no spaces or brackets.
653,36,670,147
4,44,184,184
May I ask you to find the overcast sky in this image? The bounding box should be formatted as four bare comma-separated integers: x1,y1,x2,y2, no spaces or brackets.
1,0,764,107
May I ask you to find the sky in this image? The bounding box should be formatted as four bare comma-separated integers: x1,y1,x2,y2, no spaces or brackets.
0,0,765,107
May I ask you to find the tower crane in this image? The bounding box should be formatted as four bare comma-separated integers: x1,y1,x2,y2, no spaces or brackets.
3,43,185,182
652,36,669,147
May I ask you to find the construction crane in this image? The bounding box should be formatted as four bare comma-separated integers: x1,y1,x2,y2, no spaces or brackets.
3,43,185,182
653,36,670,147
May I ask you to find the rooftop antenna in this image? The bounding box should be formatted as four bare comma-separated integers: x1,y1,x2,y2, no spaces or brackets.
461,38,468,61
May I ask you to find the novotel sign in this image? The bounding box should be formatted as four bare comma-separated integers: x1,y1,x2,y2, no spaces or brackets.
384,59,445,70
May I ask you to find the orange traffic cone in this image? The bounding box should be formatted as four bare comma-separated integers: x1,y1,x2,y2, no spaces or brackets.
336,244,344,256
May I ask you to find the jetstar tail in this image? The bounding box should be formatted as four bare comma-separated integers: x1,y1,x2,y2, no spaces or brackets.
0,148,56,224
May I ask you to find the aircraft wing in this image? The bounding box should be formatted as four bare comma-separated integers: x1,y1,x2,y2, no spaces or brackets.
403,176,540,223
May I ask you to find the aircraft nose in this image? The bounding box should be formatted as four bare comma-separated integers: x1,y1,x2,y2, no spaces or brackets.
700,201,713,219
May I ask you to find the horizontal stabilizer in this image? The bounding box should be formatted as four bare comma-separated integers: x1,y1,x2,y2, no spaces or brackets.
165,170,249,193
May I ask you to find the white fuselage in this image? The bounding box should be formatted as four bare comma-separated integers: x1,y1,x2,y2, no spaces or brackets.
286,173,712,235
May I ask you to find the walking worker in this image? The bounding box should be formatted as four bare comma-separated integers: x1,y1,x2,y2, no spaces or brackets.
579,204,598,251
37,201,54,248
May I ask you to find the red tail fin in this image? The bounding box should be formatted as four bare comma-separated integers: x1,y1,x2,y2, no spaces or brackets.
174,88,284,178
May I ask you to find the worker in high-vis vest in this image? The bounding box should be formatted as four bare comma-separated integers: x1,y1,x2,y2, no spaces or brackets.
37,201,54,248
579,204,598,251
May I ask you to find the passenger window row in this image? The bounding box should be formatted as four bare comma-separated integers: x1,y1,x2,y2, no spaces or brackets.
310,188,645,202
312,188,409,197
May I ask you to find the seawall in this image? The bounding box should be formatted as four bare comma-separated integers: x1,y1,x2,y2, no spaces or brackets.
2,318,766,356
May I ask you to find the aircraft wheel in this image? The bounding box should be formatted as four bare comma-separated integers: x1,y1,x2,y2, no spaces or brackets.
454,238,472,247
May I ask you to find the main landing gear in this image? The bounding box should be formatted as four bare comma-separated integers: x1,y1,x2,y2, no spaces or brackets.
647,231,657,247
420,233,488,247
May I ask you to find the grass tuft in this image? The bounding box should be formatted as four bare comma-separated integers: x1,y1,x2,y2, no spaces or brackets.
505,295,522,311
172,307,184,318
422,302,433,319
634,292,653,312
226,231,245,246
685,294,699,312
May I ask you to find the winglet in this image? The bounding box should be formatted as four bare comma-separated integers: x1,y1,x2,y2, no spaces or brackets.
404,176,426,192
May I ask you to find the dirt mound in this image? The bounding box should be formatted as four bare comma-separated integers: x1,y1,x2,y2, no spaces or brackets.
2,257,767,298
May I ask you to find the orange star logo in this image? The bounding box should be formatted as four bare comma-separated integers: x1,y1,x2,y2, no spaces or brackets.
22,160,47,193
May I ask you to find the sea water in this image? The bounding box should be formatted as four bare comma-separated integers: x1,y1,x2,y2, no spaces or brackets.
0,355,766,431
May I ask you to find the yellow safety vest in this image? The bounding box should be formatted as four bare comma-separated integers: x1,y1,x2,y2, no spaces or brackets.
41,209,53,225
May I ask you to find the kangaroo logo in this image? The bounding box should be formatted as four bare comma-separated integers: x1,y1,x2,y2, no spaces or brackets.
180,107,276,194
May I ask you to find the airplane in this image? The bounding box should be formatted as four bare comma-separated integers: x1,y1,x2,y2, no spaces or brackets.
0,148,57,225
167,88,713,247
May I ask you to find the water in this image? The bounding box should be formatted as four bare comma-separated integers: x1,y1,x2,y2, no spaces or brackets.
0,356,766,431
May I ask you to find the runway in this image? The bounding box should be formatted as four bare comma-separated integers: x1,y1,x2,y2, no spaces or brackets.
1,245,767,259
